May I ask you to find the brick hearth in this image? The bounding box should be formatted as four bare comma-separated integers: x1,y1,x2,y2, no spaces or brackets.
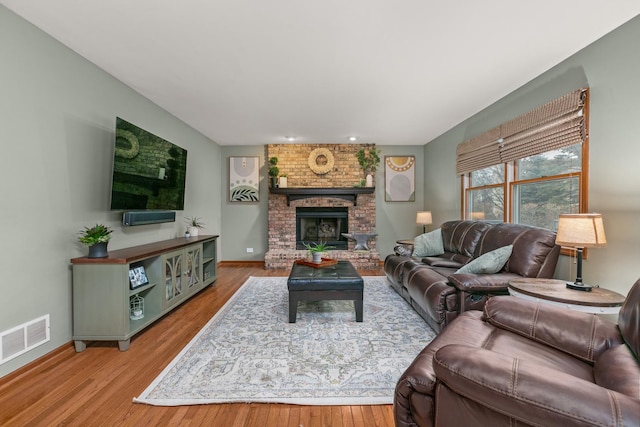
264,144,380,270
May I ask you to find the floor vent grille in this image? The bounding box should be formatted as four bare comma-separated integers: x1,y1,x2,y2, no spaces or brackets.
1,315,50,364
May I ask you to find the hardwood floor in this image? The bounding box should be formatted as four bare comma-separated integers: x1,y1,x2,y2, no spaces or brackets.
0,263,395,427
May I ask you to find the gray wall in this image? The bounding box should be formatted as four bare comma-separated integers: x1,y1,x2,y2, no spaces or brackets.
0,6,222,377
375,146,427,256
220,146,268,261
423,15,640,297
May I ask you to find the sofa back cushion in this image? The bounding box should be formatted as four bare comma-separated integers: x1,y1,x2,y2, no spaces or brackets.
618,277,640,360
440,221,493,264
477,223,559,278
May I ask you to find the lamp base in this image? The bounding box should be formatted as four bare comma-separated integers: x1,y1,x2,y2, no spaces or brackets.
566,281,593,292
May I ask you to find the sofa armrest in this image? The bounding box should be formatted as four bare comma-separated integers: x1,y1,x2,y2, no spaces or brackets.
447,272,521,293
433,345,639,427
484,296,623,362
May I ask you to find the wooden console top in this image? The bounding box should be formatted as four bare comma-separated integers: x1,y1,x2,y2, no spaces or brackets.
71,235,219,265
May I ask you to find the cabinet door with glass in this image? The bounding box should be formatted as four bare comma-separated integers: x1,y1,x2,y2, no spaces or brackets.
163,249,184,308
185,244,203,294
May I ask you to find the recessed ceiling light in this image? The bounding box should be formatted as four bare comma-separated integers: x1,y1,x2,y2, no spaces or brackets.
349,137,357,142
285,136,296,141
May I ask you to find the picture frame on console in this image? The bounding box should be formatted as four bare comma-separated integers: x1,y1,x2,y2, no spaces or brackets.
384,155,416,202
228,156,260,202
129,266,149,289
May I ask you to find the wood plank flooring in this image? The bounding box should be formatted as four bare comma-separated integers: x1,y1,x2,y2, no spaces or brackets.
0,263,396,426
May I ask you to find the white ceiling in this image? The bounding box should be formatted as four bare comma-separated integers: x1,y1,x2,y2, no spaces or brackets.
3,1,639,146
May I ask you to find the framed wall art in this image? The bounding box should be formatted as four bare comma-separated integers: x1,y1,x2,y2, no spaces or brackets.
385,155,416,202
229,156,259,202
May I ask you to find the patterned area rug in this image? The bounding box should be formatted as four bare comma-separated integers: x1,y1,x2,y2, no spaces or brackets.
134,276,436,406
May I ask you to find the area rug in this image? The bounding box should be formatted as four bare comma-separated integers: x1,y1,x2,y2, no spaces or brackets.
134,276,436,406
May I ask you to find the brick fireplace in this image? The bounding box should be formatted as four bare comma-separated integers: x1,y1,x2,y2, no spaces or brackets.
264,143,380,270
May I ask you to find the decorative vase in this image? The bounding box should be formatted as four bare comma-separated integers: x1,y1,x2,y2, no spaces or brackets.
187,226,199,237
87,242,108,258
312,252,322,263
270,177,278,188
279,176,288,188
365,174,373,187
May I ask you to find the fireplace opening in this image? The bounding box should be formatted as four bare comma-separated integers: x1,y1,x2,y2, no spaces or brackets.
296,207,348,250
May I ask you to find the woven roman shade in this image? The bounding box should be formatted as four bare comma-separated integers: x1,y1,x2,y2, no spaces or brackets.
456,88,588,175
456,127,501,176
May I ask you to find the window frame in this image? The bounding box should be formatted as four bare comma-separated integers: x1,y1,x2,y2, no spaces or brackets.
461,139,589,256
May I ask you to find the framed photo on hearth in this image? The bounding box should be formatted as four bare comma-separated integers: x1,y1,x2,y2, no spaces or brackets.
229,156,260,202
385,155,416,202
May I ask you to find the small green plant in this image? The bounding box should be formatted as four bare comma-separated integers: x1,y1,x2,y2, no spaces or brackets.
303,241,334,253
268,157,279,177
356,147,381,176
185,216,205,228
78,224,113,246
280,173,288,178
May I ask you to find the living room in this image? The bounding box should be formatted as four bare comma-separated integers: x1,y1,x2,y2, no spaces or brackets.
2,2,640,425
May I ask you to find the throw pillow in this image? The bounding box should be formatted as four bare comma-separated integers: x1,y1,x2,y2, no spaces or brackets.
455,245,513,274
412,229,444,257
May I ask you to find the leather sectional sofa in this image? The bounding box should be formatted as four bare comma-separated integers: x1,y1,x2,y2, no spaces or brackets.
394,277,640,427
384,220,560,332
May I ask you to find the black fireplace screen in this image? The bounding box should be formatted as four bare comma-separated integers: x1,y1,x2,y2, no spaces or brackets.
296,207,348,250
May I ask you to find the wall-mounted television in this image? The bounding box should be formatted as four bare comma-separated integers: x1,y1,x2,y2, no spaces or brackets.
110,117,188,212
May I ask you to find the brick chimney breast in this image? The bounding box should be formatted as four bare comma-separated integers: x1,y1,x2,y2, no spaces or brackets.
265,144,379,269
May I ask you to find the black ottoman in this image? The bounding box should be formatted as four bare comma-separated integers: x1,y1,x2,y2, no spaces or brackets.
287,260,364,323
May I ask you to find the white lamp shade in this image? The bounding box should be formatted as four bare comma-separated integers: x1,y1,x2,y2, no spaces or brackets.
555,213,607,248
416,211,433,225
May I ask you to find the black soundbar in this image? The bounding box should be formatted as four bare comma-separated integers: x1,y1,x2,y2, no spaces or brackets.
122,211,176,226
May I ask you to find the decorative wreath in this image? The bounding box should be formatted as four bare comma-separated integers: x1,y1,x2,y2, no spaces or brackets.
308,148,335,175
115,129,139,159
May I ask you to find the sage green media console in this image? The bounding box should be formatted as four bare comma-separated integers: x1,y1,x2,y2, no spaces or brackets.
70,235,218,352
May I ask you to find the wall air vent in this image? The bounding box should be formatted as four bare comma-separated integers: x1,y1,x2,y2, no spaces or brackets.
1,315,50,365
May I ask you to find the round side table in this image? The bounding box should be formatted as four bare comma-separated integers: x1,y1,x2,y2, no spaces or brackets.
508,278,625,314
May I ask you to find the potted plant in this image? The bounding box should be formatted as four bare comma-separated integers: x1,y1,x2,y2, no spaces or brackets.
303,241,333,263
78,224,113,258
185,216,205,237
356,147,381,187
268,157,279,188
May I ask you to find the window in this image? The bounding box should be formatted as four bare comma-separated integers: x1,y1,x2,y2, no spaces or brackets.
465,164,505,222
512,144,581,229
463,143,585,228
459,89,589,230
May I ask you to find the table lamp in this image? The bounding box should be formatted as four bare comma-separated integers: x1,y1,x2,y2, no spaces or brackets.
416,211,432,234
555,213,607,292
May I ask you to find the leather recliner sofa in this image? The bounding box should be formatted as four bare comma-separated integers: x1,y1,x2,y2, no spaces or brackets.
384,220,560,332
394,277,640,427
